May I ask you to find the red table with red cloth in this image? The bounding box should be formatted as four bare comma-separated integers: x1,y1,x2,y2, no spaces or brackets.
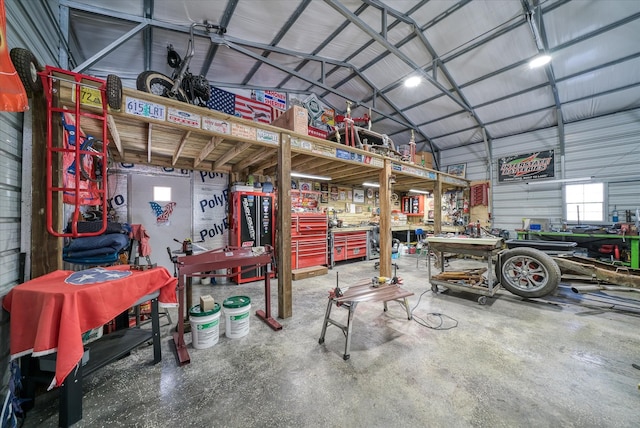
2,265,177,389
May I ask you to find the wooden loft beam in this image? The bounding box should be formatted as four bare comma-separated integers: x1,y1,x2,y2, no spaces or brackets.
194,135,224,169
233,147,275,173
213,141,253,170
172,130,191,165
147,123,152,163
106,114,123,157
252,154,279,175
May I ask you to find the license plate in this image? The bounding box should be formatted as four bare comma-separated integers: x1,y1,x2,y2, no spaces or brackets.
125,96,166,120
71,85,103,108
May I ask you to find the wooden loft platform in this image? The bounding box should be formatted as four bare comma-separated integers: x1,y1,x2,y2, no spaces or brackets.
63,86,469,194
44,81,470,318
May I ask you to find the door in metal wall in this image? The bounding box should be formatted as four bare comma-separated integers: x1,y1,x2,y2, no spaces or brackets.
129,175,191,272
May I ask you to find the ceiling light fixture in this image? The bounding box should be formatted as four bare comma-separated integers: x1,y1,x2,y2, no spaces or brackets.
529,54,551,68
404,76,422,88
409,189,431,195
291,172,331,181
362,182,380,188
526,176,593,186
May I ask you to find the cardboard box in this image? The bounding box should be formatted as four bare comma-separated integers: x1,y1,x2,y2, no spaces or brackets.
200,295,215,312
415,151,434,169
271,105,309,135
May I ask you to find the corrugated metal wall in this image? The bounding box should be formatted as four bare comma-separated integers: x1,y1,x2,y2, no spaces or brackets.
443,108,640,237
1,0,62,411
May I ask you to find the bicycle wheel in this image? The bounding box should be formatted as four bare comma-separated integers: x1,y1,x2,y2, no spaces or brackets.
136,71,188,102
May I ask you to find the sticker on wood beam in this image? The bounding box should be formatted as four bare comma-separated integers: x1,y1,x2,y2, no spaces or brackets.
231,123,257,140
391,163,437,179
256,129,279,145
202,117,231,134
168,107,201,128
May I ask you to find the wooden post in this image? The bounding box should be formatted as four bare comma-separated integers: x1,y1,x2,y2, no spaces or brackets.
433,177,442,235
277,134,292,318
30,93,63,278
378,159,392,278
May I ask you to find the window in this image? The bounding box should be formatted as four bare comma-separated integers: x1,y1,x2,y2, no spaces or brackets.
153,186,172,202
565,183,603,222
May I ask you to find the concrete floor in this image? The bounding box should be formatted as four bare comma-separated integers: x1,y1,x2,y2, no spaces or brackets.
19,255,640,427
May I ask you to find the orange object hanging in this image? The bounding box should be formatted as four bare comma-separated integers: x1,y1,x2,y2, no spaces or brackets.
0,0,28,111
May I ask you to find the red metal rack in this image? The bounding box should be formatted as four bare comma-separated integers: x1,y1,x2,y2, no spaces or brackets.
40,66,109,237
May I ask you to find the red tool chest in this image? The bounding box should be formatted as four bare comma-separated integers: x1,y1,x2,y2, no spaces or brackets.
332,230,368,265
291,213,328,269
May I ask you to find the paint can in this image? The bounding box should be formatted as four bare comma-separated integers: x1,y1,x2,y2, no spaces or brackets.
189,303,221,349
223,296,251,339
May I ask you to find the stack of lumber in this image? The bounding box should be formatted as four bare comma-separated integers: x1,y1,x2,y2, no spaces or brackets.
433,268,487,286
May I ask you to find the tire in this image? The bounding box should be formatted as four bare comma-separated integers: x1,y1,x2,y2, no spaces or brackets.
497,247,560,298
106,74,122,110
9,48,43,97
136,71,188,102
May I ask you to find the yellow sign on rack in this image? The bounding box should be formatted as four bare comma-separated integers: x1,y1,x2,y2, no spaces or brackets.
71,84,103,108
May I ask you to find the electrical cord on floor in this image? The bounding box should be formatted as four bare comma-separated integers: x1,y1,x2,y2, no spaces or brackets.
410,289,458,330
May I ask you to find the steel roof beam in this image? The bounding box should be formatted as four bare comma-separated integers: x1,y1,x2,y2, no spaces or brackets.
200,0,238,77
241,0,311,86
72,21,148,73
324,0,471,114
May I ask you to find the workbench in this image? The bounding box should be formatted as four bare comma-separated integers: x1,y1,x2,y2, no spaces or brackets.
318,278,414,360
391,224,465,244
426,236,504,304
2,266,177,427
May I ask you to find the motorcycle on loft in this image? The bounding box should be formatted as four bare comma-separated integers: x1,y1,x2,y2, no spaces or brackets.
136,22,226,107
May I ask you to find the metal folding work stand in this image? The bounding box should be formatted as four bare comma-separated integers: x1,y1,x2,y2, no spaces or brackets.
319,276,414,360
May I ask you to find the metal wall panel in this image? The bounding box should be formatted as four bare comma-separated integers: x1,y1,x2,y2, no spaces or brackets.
564,110,640,223
0,110,23,295
2,1,63,292
489,127,562,235
1,0,64,397
441,109,640,237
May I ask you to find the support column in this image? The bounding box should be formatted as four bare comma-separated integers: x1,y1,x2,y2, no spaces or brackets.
277,134,292,318
378,159,392,278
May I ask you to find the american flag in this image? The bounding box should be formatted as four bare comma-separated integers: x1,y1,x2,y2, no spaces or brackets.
207,86,273,124
149,201,176,224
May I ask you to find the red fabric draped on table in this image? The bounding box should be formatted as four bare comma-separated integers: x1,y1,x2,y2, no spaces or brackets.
2,265,177,389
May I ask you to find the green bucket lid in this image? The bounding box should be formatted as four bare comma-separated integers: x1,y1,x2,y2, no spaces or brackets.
222,295,251,309
189,303,221,317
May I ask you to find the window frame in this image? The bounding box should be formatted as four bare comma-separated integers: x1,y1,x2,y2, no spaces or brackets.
563,182,605,223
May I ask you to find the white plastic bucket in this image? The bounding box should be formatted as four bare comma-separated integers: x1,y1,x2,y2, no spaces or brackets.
223,296,251,339
189,303,221,349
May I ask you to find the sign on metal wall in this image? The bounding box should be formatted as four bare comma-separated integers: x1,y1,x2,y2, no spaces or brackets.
498,150,555,182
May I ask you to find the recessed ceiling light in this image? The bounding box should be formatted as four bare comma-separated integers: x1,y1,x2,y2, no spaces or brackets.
404,76,422,88
529,54,551,68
